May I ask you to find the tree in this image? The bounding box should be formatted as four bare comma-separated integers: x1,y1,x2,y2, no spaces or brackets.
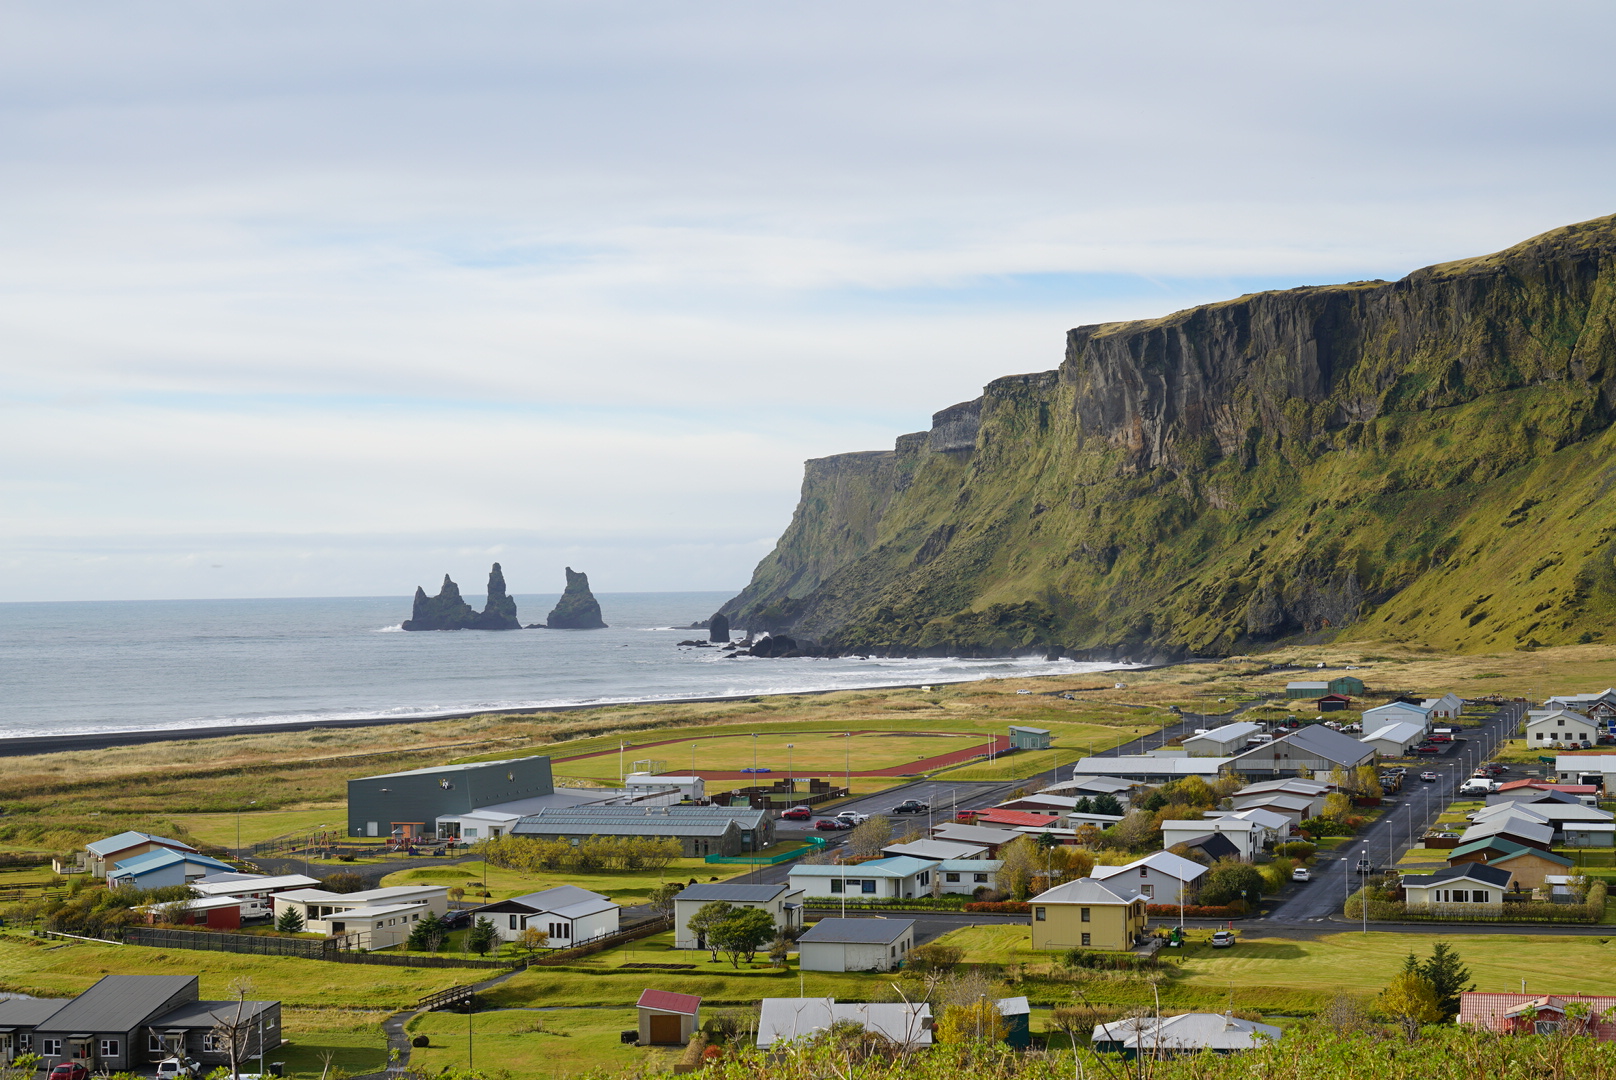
1074,796,1094,813
1198,861,1266,907
206,978,257,1079
275,906,305,934
320,872,367,894
407,911,446,952
517,926,549,959
709,907,777,968
905,944,963,975
768,933,792,968
466,916,497,956
687,901,734,960
847,815,894,859
1354,765,1383,798
1091,793,1124,816
996,836,1039,899
1106,809,1161,852
647,882,682,921
1418,941,1474,1021
1379,971,1442,1041
934,1000,1006,1044
1321,792,1353,821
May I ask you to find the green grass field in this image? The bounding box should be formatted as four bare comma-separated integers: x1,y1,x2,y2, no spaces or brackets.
407,1007,656,1080
169,807,348,849
273,1009,390,1079
381,857,756,904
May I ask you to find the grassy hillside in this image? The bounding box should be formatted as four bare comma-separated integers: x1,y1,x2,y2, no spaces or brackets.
722,214,1616,657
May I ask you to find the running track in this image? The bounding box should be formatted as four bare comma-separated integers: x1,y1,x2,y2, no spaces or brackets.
551,729,1013,780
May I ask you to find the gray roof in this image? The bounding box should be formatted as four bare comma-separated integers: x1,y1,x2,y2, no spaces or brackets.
1095,1013,1282,1051
147,999,277,1030
36,976,197,1034
514,817,742,838
0,997,70,1027
357,755,551,779
674,883,790,903
1401,862,1512,888
797,917,914,944
1238,725,1374,767
1009,726,1050,734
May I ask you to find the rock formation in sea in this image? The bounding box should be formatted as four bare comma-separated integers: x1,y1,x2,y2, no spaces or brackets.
543,567,608,629
708,613,731,643
402,563,521,630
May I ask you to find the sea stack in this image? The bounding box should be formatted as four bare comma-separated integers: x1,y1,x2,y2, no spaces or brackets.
401,563,522,630
708,612,731,643
543,567,608,629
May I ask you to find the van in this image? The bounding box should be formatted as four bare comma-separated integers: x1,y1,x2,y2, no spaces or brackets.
1246,734,1275,746
1458,778,1496,795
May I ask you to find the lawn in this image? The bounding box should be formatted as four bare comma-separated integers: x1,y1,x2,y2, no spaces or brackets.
273,1009,390,1079
381,857,757,904
406,1006,658,1080
0,930,491,1007
169,807,347,849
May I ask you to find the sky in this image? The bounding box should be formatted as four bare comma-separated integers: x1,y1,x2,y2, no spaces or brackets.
3,2,1615,603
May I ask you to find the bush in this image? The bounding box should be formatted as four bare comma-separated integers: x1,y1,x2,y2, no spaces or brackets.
1274,841,1317,859
1301,816,1355,837
1199,861,1266,906
1060,948,1163,971
963,901,1030,914
411,1036,430,1048
1145,903,1241,918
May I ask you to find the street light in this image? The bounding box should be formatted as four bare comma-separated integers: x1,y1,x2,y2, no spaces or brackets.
787,744,794,789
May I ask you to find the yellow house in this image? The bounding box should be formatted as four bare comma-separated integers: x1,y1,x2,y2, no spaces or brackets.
1030,877,1149,951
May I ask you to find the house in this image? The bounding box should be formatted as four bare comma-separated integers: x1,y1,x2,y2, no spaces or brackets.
795,917,915,972
1400,862,1511,908
788,857,936,900
1008,726,1052,751
1525,710,1600,747
930,823,1023,855
755,999,932,1049
1555,754,1616,788
1029,878,1148,951
1458,816,1555,852
1225,793,1313,831
510,805,772,858
1091,851,1208,906
1285,681,1330,699
1545,688,1616,714
1227,725,1376,779
271,884,449,946
996,794,1083,815
937,859,1002,894
84,832,198,879
1563,821,1616,847
1359,721,1427,758
470,885,619,945
1422,693,1464,720
1445,837,1573,891
1180,723,1262,757
191,873,322,918
1070,757,1230,784
636,989,700,1046
1093,1013,1282,1057
1040,776,1138,804
1329,676,1367,696
135,894,250,930
1360,701,1433,731
882,838,988,862
1160,818,1265,861
1230,778,1333,818
1488,780,1601,807
106,849,235,890
1316,694,1352,712
1460,993,1616,1039
1172,832,1242,863
0,975,279,1075
1208,807,1292,843
671,882,803,949
975,808,1066,829
1469,799,1615,841
623,773,706,801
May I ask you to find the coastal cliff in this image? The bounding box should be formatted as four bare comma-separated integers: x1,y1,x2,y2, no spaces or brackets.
721,214,1616,657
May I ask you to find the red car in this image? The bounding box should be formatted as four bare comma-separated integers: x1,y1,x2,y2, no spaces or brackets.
815,818,852,831
1414,744,1442,754
50,1064,90,1080
781,806,813,821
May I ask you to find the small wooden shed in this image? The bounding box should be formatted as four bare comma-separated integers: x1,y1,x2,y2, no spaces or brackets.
637,989,702,1046
1008,726,1052,751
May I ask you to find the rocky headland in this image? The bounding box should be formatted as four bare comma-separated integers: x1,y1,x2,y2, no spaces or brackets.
402,563,522,631
536,567,608,629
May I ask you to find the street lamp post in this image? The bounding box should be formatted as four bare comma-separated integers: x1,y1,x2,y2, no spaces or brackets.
787,744,794,790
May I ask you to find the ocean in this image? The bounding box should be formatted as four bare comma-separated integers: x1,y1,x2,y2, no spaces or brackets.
0,593,1124,739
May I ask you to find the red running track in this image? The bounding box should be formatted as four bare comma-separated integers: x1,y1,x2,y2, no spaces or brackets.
552,729,1013,780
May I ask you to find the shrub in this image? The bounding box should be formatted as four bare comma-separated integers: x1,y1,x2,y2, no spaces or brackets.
411,1036,429,1048
1275,841,1317,859
963,901,1030,914
1145,903,1241,918
1301,816,1355,837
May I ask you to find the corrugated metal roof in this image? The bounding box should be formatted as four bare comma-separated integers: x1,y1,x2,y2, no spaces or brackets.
673,883,790,903
798,917,913,944
85,832,195,858
514,819,738,838
356,755,552,780
1031,877,1142,905
36,975,197,1034
638,989,701,1015
146,1000,276,1029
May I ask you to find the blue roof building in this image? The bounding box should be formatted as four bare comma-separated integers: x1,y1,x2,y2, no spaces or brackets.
107,849,234,890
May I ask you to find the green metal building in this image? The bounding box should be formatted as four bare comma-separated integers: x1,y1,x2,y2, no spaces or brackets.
1008,725,1052,750
346,754,555,839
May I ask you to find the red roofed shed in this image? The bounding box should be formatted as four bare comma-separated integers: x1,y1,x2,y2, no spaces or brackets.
637,989,702,1046
1459,992,1616,1040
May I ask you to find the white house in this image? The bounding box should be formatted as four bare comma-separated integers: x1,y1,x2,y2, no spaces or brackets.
469,884,620,945
1225,793,1313,830
1213,807,1293,842
1091,851,1208,906
671,882,803,949
1359,721,1428,757
1421,693,1465,720
936,859,1002,895
756,999,932,1049
191,873,322,918
1360,701,1433,729
1525,710,1600,746
1546,688,1616,713
794,917,915,973
930,823,1023,853
1556,754,1616,787
1180,723,1263,757
1160,818,1265,861
624,773,707,801
271,884,449,930
1400,863,1511,909
1093,1013,1282,1056
787,856,936,900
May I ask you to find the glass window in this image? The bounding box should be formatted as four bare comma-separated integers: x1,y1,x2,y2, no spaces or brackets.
1472,890,1488,903
830,880,843,893
974,873,987,883
861,880,876,894
1452,890,1468,903
149,1036,164,1054
1535,1021,1560,1035
945,873,960,883
1081,933,1091,947
509,915,519,930
203,1035,222,1053
100,1040,119,1058
1034,907,1045,921
43,1040,61,1057
1080,907,1091,922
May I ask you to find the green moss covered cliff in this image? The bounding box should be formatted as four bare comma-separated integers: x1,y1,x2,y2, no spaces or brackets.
721,214,1616,658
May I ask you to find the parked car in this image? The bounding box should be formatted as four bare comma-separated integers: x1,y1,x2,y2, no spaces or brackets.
781,805,813,821
1291,867,1311,882
50,1065,91,1080
1419,770,1439,782
836,811,869,825
154,1061,199,1080
892,800,930,814
814,818,852,831
1210,931,1236,948
1428,733,1452,743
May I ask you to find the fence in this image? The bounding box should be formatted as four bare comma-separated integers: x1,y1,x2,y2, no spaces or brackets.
526,916,672,965
705,840,824,866
124,926,336,957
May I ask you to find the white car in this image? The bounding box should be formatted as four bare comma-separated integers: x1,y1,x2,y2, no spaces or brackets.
155,1060,201,1080
1291,867,1311,882
835,811,869,826
1210,931,1236,948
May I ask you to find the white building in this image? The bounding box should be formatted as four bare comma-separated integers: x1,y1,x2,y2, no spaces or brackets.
1557,754,1616,786
671,882,803,949
1091,851,1208,906
787,856,936,900
936,859,1001,894
271,884,448,933
1360,701,1434,729
795,918,915,973
191,872,322,918
1525,710,1600,746
1160,818,1265,861
1400,863,1510,909
1359,720,1428,757
469,884,619,945
882,838,987,862
756,998,932,1049
1546,688,1616,713
1230,778,1333,818
624,773,707,800
1093,1013,1282,1056
1179,722,1263,757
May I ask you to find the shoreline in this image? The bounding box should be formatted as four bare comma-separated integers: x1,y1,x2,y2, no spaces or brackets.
0,661,1147,759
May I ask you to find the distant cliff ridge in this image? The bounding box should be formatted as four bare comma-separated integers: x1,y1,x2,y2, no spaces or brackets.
721,214,1616,658
403,563,522,631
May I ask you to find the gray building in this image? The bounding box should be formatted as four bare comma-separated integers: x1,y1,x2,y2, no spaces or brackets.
1225,725,1375,779
510,805,772,857
0,975,280,1075
346,755,556,839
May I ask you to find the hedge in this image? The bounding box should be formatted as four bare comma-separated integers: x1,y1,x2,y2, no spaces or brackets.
1345,880,1607,924
964,901,1031,914
1145,904,1240,919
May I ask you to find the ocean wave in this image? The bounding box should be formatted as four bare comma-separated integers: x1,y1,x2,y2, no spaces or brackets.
374,624,405,633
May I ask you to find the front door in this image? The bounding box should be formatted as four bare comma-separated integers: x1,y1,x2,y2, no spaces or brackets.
648,1014,683,1045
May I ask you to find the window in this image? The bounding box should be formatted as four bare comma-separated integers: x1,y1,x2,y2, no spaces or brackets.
917,871,929,886
17,1035,30,1052
830,879,844,893
945,873,960,883
1451,890,1468,903
1081,933,1091,947
1141,884,1154,898
43,1040,61,1057
509,915,520,930
99,1040,119,1059
1471,890,1489,903
861,880,876,894
1080,907,1091,922
1034,907,1045,921
974,873,988,883
203,1034,223,1053
1535,1021,1561,1035
149,1036,166,1054
1140,868,1148,877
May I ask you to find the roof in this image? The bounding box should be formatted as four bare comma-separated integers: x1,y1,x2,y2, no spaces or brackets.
1031,877,1143,905
1363,700,1430,715
355,754,551,780
995,996,1030,1017
1093,1013,1282,1051
1171,833,1241,860
797,917,914,944
791,856,935,879
35,975,198,1034
276,884,446,905
312,901,431,921
1072,756,1229,777
109,849,234,878
1361,721,1427,746
1092,851,1208,883
1163,817,1263,834
146,998,277,1029
1231,794,1313,813
756,999,931,1049
1252,724,1376,766
1401,863,1512,889
1286,681,1330,691
673,883,790,903
85,831,195,858
1235,778,1330,796
1526,709,1595,727
1460,819,1554,846
507,885,611,911
0,997,70,1027
1040,776,1136,794
192,873,322,895
1497,780,1598,793
136,895,254,913
931,823,1023,844
883,839,989,861
637,989,701,1015
1556,754,1616,771
976,809,1065,828
1224,807,1290,831
515,818,741,839
1489,846,1573,869
1000,794,1080,809
1183,722,1262,746
1448,836,1532,860
1008,725,1051,735
1460,992,1616,1031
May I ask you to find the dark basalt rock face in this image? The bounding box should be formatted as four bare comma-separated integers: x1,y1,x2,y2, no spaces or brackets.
544,567,607,629
748,634,802,657
402,563,522,630
708,613,731,643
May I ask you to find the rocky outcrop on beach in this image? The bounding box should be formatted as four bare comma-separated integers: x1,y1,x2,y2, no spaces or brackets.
541,567,608,629
402,563,523,630
708,613,731,643
474,563,522,630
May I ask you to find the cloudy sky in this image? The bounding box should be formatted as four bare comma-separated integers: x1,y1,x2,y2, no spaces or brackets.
4,2,1614,603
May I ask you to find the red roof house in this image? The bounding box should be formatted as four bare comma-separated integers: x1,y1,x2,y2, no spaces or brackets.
637,989,702,1046
1459,993,1616,1040
976,809,1063,829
